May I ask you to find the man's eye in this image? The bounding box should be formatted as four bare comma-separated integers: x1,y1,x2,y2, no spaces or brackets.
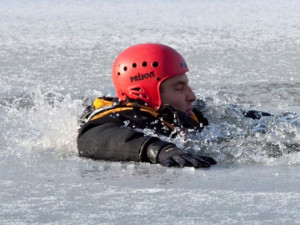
175,87,184,92
174,85,184,91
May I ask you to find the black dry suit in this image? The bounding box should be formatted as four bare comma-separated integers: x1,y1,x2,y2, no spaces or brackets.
77,97,209,164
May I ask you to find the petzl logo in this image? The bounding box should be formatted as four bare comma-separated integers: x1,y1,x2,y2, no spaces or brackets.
130,72,155,82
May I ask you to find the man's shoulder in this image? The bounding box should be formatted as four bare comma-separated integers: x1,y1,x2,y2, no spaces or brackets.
78,96,119,126
78,96,161,127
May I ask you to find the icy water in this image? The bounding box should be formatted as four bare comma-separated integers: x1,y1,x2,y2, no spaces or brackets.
1,0,300,224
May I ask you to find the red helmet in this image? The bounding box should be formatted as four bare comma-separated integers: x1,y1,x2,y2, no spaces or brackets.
112,43,189,110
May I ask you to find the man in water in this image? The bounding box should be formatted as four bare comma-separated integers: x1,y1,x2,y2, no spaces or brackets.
77,43,218,168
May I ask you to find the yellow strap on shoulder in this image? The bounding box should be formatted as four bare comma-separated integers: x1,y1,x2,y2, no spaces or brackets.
93,98,114,109
91,107,134,121
90,102,175,130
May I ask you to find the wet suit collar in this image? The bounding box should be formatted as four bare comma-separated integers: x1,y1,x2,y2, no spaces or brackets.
90,97,201,132
91,97,176,130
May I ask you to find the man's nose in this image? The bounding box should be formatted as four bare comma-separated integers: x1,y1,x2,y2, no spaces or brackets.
187,86,196,102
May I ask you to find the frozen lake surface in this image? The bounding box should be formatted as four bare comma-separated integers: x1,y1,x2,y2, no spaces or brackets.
1,0,300,224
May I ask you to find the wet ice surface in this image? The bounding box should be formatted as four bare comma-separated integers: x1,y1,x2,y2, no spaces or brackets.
2,157,300,225
1,0,300,224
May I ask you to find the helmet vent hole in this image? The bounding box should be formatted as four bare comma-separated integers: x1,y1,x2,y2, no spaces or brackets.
124,66,127,71
132,63,137,68
131,87,141,91
117,72,120,75
142,61,147,67
152,61,159,68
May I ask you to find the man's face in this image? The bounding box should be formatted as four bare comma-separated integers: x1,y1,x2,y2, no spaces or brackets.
160,74,196,115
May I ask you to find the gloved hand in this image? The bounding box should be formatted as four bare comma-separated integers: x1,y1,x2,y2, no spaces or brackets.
157,146,217,168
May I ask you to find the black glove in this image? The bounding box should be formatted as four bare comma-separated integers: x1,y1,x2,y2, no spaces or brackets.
146,141,216,168
243,110,272,119
158,146,216,168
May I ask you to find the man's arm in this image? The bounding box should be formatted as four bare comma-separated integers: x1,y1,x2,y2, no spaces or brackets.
77,122,216,168
242,110,272,119
77,123,170,162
